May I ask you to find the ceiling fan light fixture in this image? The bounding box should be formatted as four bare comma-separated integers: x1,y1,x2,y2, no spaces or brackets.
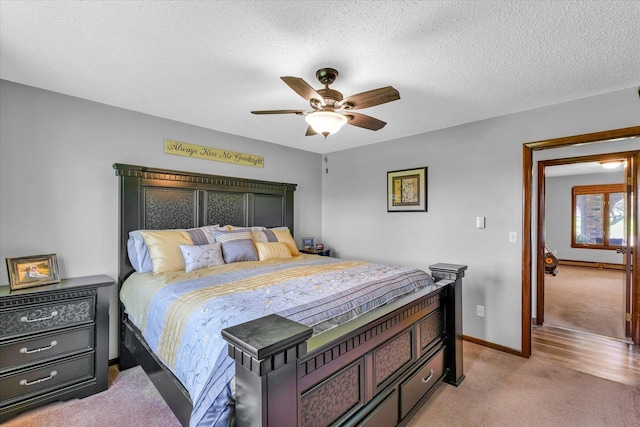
599,160,624,169
305,111,348,137
253,68,399,137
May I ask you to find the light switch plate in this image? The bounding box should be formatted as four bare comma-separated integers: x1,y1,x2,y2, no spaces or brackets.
476,216,485,229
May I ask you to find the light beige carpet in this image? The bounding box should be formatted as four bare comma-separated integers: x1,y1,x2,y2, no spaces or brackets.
2,364,181,427
410,341,640,427
544,265,626,340
6,342,640,427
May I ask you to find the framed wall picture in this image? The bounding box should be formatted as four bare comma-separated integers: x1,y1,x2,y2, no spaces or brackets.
6,254,60,290
387,167,428,212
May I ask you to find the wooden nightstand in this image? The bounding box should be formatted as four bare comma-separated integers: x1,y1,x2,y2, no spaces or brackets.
300,248,331,256
0,275,113,422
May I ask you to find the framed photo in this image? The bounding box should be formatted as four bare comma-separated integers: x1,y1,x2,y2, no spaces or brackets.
387,167,428,212
301,237,315,249
6,254,60,290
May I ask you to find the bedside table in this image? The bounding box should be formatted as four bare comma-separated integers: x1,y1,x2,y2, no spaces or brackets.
300,248,331,256
0,275,114,422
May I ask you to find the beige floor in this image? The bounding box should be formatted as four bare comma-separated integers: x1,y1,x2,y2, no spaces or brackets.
544,265,626,340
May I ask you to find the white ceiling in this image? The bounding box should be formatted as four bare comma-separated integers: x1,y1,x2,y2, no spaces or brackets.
1,1,639,154
545,161,626,177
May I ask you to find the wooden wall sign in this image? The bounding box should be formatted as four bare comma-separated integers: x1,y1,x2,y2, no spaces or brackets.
164,139,264,168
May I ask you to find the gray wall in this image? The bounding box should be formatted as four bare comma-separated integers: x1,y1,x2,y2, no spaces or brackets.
0,80,323,359
322,87,640,351
545,172,625,264
2,79,638,357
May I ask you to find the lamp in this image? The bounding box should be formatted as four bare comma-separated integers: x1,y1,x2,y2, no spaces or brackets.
305,111,348,138
599,161,624,169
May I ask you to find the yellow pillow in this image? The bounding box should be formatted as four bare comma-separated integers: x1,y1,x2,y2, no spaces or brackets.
272,229,300,256
255,242,292,261
140,230,193,274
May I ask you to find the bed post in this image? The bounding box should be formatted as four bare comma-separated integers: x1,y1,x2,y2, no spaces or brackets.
222,314,313,427
429,263,467,386
116,167,141,371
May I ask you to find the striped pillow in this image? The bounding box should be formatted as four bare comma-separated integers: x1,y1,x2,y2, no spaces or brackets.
227,225,267,231
251,227,299,256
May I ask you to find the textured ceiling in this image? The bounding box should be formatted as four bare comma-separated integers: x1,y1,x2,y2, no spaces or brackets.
1,1,639,154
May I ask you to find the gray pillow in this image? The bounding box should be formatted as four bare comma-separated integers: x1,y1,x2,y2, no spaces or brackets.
213,230,258,263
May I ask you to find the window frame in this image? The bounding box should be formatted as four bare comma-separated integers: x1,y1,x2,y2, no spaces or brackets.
571,183,626,250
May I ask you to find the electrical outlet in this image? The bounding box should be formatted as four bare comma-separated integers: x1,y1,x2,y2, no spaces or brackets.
476,305,485,317
509,232,517,243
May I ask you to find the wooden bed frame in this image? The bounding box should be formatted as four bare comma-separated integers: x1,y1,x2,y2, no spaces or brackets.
114,163,466,427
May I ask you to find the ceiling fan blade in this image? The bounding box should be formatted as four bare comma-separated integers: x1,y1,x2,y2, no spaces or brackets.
338,86,400,110
251,109,306,115
305,125,318,136
281,76,325,106
345,112,387,131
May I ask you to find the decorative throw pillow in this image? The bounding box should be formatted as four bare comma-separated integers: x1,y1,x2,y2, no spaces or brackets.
251,229,278,243
227,225,267,231
199,224,229,243
252,227,299,256
140,230,194,274
213,230,259,263
180,243,225,272
128,225,221,273
274,229,299,255
255,242,293,261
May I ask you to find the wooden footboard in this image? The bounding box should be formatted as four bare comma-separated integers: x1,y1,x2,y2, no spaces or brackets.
222,263,466,427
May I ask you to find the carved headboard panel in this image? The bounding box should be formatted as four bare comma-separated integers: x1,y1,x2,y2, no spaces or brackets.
114,163,296,286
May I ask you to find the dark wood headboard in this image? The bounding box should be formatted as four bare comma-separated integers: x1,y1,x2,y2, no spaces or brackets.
113,163,296,286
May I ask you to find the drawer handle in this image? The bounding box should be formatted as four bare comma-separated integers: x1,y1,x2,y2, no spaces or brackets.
19,370,57,386
20,310,58,323
20,340,58,354
421,369,435,384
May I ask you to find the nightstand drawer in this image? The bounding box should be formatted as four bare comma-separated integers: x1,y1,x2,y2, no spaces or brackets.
0,352,94,405
0,297,95,339
0,325,94,373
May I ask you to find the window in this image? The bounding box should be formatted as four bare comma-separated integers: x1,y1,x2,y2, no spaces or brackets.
572,184,626,249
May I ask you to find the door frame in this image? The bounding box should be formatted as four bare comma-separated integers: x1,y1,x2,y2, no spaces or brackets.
535,151,637,331
522,126,640,356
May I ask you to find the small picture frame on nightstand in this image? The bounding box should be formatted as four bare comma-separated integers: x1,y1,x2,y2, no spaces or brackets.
6,254,60,290
302,237,315,249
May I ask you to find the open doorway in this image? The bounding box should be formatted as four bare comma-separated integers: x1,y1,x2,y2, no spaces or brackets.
521,126,640,357
541,158,628,341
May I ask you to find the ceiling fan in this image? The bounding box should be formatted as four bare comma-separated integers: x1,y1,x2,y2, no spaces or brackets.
251,68,400,138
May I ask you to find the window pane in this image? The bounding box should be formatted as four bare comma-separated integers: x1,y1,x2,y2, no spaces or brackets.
609,192,625,246
575,206,582,238
575,194,603,244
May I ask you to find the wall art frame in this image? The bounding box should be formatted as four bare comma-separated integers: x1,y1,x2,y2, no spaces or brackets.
387,167,428,212
6,253,60,290
301,237,315,249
